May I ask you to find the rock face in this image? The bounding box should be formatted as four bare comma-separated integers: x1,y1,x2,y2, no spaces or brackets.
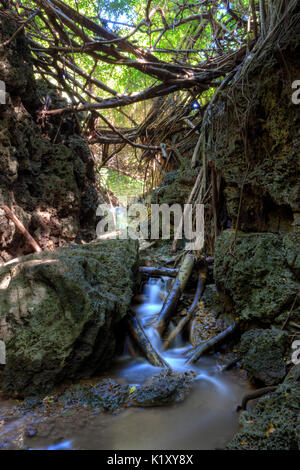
238,329,288,386
0,13,99,262
207,28,300,233
151,164,198,206
209,21,300,450
214,230,300,325
0,239,138,396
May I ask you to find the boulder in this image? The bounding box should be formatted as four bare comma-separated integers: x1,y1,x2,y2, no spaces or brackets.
214,230,300,324
0,239,138,396
238,328,288,386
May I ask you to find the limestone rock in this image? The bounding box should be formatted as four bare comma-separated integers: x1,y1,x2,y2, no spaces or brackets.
0,239,138,396
239,328,288,385
214,230,300,324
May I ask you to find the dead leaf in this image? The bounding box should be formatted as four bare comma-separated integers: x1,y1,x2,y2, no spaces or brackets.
266,423,275,437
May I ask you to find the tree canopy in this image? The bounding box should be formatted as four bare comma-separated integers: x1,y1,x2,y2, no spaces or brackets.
1,0,298,190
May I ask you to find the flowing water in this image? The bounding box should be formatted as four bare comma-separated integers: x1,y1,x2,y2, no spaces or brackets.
0,277,251,450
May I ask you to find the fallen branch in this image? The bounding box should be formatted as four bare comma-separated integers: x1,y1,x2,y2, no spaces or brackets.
127,314,171,371
154,253,194,335
139,266,178,278
186,321,237,364
1,205,42,253
163,267,207,350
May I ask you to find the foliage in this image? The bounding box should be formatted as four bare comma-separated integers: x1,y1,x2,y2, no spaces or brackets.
99,167,143,202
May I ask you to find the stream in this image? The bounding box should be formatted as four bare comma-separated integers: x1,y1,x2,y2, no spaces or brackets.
0,276,251,450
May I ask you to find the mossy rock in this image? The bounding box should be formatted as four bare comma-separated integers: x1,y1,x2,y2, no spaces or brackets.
239,329,288,385
214,230,300,324
0,239,138,396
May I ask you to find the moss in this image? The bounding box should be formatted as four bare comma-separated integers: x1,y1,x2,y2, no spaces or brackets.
239,329,288,385
214,230,300,324
0,239,138,396
228,382,300,450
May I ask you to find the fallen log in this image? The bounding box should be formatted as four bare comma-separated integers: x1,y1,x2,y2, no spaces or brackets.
163,268,207,350
139,266,178,278
154,253,195,336
237,386,277,411
1,205,42,253
127,314,171,371
186,321,237,364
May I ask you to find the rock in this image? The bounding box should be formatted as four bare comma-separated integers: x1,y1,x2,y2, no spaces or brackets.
59,379,131,412
151,165,198,206
206,31,300,232
56,372,194,411
0,239,138,396
0,10,38,109
238,329,288,385
0,14,99,261
131,372,193,407
214,230,300,324
228,381,300,450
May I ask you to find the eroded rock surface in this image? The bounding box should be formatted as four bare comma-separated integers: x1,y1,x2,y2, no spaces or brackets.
238,329,288,386
214,230,300,324
0,239,138,396
0,13,98,262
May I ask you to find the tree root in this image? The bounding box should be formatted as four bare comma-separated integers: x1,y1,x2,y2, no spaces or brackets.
154,253,195,335
163,268,207,350
219,355,241,372
1,205,42,253
237,386,277,411
186,321,237,364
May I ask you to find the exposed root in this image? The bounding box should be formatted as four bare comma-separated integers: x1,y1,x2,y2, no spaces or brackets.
163,268,207,350
1,205,42,253
186,321,238,364
154,253,194,335
237,386,277,411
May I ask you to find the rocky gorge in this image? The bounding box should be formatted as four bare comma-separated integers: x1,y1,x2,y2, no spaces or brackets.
0,2,299,452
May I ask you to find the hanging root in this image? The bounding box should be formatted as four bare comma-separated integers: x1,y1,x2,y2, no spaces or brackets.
154,253,195,336
186,321,238,364
237,386,277,411
163,267,207,350
139,266,178,278
171,169,203,253
127,314,172,371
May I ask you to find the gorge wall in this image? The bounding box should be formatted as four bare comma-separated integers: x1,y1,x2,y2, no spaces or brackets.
0,12,99,263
